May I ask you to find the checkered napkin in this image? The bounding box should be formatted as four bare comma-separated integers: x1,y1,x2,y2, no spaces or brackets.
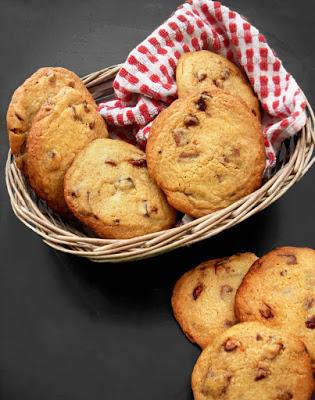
98,0,307,167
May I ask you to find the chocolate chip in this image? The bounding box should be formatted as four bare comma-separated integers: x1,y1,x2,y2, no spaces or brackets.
220,284,233,299
113,218,120,225
178,151,199,161
105,160,117,167
48,150,56,158
304,298,315,310
192,283,204,300
71,190,80,198
214,258,230,274
279,253,297,265
220,69,231,80
115,177,135,191
277,391,293,400
14,111,24,121
255,366,270,381
83,100,90,113
128,158,147,167
223,155,230,163
172,128,189,147
224,320,235,328
256,334,263,341
280,270,288,277
197,70,207,82
10,128,22,134
305,315,315,329
213,79,223,88
232,147,240,157
259,304,274,319
263,342,284,360
48,73,56,83
196,96,207,111
142,200,150,217
71,105,82,122
68,81,75,88
215,174,223,183
223,338,240,352
89,120,95,129
79,210,94,217
184,114,199,127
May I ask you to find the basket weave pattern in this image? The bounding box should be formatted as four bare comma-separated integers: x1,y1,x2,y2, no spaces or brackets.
5,65,315,262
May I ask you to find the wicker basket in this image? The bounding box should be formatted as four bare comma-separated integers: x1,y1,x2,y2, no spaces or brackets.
5,64,315,262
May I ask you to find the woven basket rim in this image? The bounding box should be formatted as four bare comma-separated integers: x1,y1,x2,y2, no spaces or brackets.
5,64,315,262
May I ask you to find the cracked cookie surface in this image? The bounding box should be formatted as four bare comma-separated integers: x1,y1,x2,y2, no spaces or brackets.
192,322,314,400
7,67,95,172
64,138,177,238
176,50,260,120
26,87,108,214
235,246,315,371
146,89,265,218
171,253,257,348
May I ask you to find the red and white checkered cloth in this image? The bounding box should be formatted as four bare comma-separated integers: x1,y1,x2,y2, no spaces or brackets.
98,0,307,168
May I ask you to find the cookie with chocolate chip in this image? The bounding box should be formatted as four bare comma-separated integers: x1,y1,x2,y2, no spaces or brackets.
146,89,265,218
64,138,176,238
26,87,108,214
176,50,260,120
235,246,315,371
171,253,257,348
7,67,95,172
192,322,314,400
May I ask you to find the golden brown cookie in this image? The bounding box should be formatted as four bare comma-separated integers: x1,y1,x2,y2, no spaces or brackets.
64,138,177,238
235,246,315,372
172,253,257,348
7,67,95,172
146,90,265,218
176,50,260,119
26,87,108,215
192,322,314,400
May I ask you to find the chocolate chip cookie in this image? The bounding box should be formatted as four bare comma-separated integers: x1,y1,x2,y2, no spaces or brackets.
176,50,260,120
26,87,108,214
146,90,265,218
7,67,95,172
64,138,177,238
235,246,315,371
172,253,257,348
192,322,314,400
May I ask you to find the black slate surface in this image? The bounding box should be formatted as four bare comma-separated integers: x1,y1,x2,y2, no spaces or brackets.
0,1,314,399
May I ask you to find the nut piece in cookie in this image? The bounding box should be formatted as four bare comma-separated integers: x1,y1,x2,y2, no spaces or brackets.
171,252,257,348
146,89,265,218
235,246,315,372
64,138,176,239
176,50,260,120
26,87,108,215
7,66,95,173
192,322,314,400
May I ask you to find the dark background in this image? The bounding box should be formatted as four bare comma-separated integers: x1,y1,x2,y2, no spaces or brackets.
1,1,314,399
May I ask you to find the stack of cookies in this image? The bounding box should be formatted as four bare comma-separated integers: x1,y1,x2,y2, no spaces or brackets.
7,67,109,215
7,50,266,239
7,67,176,238
172,247,315,399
